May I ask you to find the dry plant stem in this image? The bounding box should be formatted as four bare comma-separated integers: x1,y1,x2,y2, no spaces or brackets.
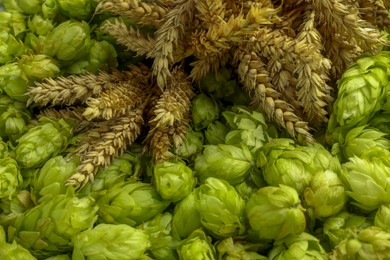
68,108,144,187
96,0,168,27
248,27,332,125
28,70,129,106
237,51,314,144
100,19,155,56
83,81,146,120
148,0,196,89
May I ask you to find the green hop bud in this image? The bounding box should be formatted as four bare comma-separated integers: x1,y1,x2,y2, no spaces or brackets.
177,229,216,260
194,177,246,238
138,212,180,260
173,129,204,159
42,0,59,19
204,120,229,145
337,125,390,160
57,0,94,19
79,151,142,195
330,226,390,259
97,180,170,226
216,237,268,260
15,0,42,14
84,40,118,73
32,156,78,203
195,144,254,185
199,67,235,99
223,107,269,154
323,211,372,248
268,232,327,260
1,0,23,12
0,31,28,64
0,63,29,102
342,156,390,211
0,241,36,260
27,15,55,36
327,53,390,140
303,170,346,218
0,11,26,36
375,204,390,232
0,157,22,200
0,190,35,226
15,117,73,168
245,185,306,240
191,93,220,130
257,138,341,194
19,55,60,80
171,193,202,240
9,190,98,257
0,95,31,140
42,20,92,61
72,224,150,260
154,161,196,202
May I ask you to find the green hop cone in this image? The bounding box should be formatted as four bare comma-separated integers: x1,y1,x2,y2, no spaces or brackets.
0,190,35,228
32,156,78,203
222,106,269,154
245,185,306,240
375,204,390,232
177,229,216,260
323,211,372,248
330,226,390,260
0,239,36,260
199,67,235,99
79,151,142,196
204,120,229,145
15,117,73,168
44,255,70,260
0,31,28,64
0,11,26,36
268,232,327,260
342,156,390,211
257,138,341,194
0,157,22,200
42,20,92,62
15,0,42,14
42,0,59,19
0,95,31,140
56,0,94,19
303,170,346,218
194,177,246,238
191,93,220,130
27,15,55,36
194,144,254,185
173,129,204,159
8,190,98,258
0,62,29,101
171,193,202,240
216,237,268,260
138,212,180,260
84,40,118,73
327,52,390,141
72,223,150,260
234,179,259,201
154,161,196,202
97,180,170,226
19,54,60,81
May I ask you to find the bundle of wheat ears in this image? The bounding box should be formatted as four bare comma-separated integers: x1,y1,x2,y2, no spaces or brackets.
27,0,390,186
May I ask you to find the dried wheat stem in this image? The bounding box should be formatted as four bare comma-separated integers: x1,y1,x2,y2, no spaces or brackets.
68,108,144,187
96,0,168,27
100,19,155,56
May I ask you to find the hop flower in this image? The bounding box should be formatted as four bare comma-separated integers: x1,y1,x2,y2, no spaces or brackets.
0,157,22,200
191,93,220,131
177,229,216,260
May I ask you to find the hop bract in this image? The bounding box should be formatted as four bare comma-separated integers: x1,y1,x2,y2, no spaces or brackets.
375,204,390,232
304,170,346,218
0,157,22,200
15,0,42,14
15,117,73,168
42,20,92,62
0,31,28,64
342,156,390,211
191,93,220,130
57,0,94,20
268,232,327,260
72,224,150,260
195,144,254,185
194,177,246,238
257,138,341,194
204,120,229,145
0,11,26,36
216,237,267,259
245,185,306,240
0,95,31,140
173,129,204,159
177,229,216,260
27,14,54,36
154,161,196,202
